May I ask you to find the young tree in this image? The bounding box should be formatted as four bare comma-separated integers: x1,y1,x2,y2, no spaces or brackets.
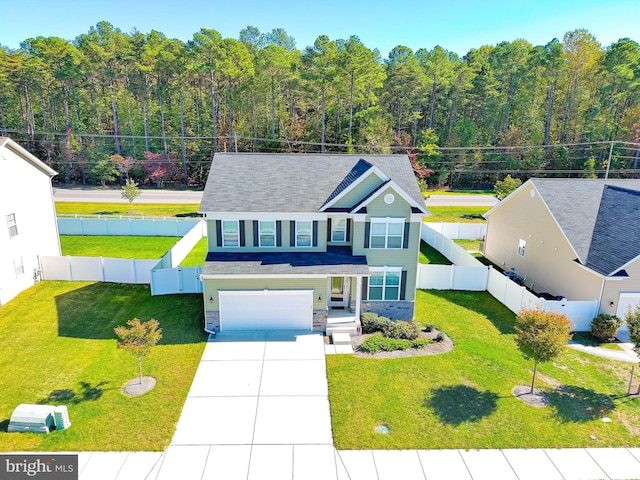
624,303,640,356
514,307,573,394
121,178,141,210
114,318,162,384
494,174,522,200
90,159,118,186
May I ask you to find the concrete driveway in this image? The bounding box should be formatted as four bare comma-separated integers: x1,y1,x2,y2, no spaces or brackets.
157,331,337,480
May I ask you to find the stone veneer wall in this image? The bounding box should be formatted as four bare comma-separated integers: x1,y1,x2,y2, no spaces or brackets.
360,301,415,320
313,311,327,332
205,311,220,331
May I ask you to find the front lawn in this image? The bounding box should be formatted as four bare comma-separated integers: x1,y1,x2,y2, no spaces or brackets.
327,290,640,449
0,281,207,451
180,237,208,267
424,206,489,223
56,202,200,218
60,235,179,259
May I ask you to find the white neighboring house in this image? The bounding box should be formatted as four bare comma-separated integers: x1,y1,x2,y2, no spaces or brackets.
0,137,60,305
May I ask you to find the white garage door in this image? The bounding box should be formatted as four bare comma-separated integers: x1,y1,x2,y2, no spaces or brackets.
219,290,313,331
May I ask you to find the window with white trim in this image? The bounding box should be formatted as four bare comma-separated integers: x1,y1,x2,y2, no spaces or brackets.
368,268,401,301
331,218,347,242
370,217,403,249
222,220,239,247
7,213,18,238
296,220,312,247
259,221,275,247
14,257,24,276
517,238,526,257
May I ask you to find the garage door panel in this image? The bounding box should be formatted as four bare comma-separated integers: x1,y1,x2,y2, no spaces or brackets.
220,291,313,331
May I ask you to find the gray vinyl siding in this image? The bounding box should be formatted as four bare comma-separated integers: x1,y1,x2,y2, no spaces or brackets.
331,174,385,208
207,219,327,253
204,277,328,311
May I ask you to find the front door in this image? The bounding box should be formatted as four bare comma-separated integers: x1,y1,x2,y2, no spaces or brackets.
329,277,350,309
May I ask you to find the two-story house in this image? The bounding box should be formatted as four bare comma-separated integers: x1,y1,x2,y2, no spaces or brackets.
484,178,640,320
0,137,60,305
198,153,427,333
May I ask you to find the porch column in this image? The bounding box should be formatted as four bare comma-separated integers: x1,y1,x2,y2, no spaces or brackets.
355,276,362,319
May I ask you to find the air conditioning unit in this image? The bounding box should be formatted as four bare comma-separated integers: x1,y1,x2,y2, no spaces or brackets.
53,406,71,430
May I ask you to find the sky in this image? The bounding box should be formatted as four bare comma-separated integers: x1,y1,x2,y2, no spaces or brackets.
1,0,638,57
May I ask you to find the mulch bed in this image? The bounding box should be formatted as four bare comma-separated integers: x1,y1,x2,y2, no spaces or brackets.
351,328,454,359
123,376,156,397
512,385,549,408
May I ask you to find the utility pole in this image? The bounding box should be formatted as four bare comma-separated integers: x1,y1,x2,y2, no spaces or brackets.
604,141,614,179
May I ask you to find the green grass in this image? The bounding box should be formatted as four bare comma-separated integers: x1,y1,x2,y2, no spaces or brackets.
426,189,495,195
0,281,207,451
60,235,179,259
180,237,209,267
419,241,452,265
572,332,624,351
424,206,489,223
327,290,640,450
454,239,483,251
56,202,200,218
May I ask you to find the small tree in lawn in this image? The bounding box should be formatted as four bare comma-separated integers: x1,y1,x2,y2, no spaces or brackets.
494,174,522,200
625,303,640,356
121,178,141,212
514,307,573,394
114,318,162,384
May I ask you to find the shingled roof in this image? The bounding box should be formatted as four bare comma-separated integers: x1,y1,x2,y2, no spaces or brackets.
531,178,640,276
199,153,426,213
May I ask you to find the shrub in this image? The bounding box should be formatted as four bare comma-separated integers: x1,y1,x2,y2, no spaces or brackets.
381,321,421,340
361,313,392,334
411,338,431,349
359,334,410,353
590,313,623,341
434,332,445,343
423,323,435,333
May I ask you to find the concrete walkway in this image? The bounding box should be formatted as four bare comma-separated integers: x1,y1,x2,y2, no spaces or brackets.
567,340,639,363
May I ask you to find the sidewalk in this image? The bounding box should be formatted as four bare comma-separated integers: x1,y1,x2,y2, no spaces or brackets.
66,446,640,479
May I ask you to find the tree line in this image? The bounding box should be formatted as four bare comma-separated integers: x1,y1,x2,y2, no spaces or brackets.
1,22,638,187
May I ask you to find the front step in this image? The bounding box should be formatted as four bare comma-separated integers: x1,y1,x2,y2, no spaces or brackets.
332,332,352,345
326,323,361,338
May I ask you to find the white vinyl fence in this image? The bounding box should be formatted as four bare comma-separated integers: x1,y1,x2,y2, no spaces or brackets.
419,222,600,330
58,215,200,236
40,255,157,284
150,221,205,295
41,218,206,295
424,222,487,240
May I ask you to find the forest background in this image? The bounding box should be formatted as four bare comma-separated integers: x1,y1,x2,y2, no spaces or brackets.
1,22,639,188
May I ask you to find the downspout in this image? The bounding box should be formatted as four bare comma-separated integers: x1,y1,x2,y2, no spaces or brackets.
597,275,606,315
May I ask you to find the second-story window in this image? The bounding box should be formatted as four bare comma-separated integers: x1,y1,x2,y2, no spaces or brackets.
7,213,18,238
331,218,347,242
370,218,404,249
222,220,239,247
296,221,312,247
259,221,276,247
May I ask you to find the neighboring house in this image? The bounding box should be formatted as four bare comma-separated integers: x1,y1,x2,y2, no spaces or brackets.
483,178,640,318
0,137,60,305
198,153,428,333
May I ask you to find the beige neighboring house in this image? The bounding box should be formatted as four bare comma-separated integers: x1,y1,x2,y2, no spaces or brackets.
483,178,640,319
0,137,60,305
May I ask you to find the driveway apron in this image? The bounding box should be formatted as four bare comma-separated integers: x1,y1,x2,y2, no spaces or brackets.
158,331,336,480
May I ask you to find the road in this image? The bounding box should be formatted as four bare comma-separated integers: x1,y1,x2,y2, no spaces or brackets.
54,187,498,207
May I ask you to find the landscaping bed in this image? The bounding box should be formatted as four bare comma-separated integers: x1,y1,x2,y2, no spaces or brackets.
351,329,453,359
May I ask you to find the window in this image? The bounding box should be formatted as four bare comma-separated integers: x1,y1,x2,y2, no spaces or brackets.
14,257,24,277
370,218,403,249
7,213,17,238
368,268,401,301
222,220,239,247
331,218,347,242
296,221,312,247
518,238,526,256
259,221,275,247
